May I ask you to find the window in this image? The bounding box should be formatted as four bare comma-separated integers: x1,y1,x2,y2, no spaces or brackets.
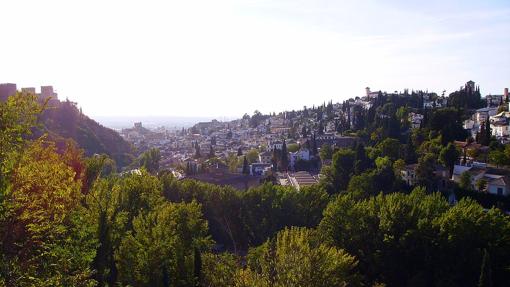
497,187,503,196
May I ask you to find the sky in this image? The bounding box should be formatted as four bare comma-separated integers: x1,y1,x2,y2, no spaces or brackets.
1,0,509,119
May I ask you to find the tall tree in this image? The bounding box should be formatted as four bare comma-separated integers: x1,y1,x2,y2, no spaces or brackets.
478,249,493,287
140,148,161,174
209,145,215,158
330,149,356,192
195,142,201,158
280,140,289,171
439,143,460,176
242,156,250,175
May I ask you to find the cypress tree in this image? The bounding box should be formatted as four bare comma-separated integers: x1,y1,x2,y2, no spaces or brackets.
281,139,288,171
195,142,201,158
318,121,324,135
311,133,318,156
242,156,249,175
484,119,491,146
405,133,418,164
194,247,202,287
478,249,492,287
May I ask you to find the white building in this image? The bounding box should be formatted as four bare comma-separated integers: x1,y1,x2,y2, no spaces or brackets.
289,149,311,169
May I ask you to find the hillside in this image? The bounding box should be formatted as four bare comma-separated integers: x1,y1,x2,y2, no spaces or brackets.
35,99,135,168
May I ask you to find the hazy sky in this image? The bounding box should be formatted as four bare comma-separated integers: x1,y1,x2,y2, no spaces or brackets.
1,0,509,118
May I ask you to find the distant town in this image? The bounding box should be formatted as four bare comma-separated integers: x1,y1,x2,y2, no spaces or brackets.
16,80,499,197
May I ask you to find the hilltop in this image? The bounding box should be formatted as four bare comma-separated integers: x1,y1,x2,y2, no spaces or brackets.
34,99,135,168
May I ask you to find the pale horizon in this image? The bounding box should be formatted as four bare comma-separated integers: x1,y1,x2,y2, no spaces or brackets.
1,0,509,118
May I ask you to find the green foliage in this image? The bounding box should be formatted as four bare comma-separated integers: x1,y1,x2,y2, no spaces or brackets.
1,140,96,286
439,143,461,175
243,227,360,287
330,149,356,193
319,144,333,161
241,183,329,246
416,153,436,190
246,148,260,163
202,252,239,287
319,190,510,286
140,147,161,174
459,171,472,190
426,108,468,144
37,99,134,168
488,149,507,167
375,138,401,161
115,201,211,286
286,143,299,153
0,93,43,190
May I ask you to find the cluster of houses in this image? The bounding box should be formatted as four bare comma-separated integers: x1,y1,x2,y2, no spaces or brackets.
464,88,510,143
401,139,509,197
401,160,509,197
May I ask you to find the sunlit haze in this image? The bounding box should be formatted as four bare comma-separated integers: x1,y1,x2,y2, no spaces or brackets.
1,0,509,119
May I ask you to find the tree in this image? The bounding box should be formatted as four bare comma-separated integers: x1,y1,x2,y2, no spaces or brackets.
488,150,507,168
0,92,43,190
480,120,492,146
286,143,299,153
476,178,488,192
317,120,324,135
280,140,289,171
2,140,96,286
246,148,260,163
237,147,243,156
195,142,201,158
243,227,359,287
459,171,472,190
242,156,250,175
115,201,211,287
478,249,493,287
416,153,436,190
140,148,161,174
393,159,406,178
354,142,369,174
319,144,333,161
201,253,238,287
330,149,356,192
301,125,308,138
209,145,215,158
405,133,418,164
310,133,318,156
194,247,202,287
439,143,460,176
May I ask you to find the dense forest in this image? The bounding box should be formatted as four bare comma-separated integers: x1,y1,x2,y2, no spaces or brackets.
1,93,509,287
